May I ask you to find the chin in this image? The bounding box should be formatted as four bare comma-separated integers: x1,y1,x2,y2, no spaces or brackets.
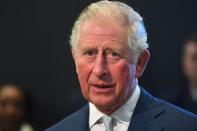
91,96,117,109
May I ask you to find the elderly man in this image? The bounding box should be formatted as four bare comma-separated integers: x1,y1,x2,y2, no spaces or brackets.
46,1,197,131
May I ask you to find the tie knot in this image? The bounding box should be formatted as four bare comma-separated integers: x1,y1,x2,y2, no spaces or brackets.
102,115,113,131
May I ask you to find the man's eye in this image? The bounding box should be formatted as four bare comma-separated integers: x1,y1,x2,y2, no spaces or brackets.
110,52,119,57
84,50,97,57
111,52,119,57
107,52,120,59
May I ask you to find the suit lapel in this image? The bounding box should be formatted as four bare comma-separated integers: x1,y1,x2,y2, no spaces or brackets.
73,104,89,131
128,88,166,131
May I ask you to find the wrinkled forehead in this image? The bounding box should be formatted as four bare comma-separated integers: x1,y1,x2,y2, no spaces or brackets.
83,20,126,35
78,20,129,53
80,16,128,41
80,13,128,30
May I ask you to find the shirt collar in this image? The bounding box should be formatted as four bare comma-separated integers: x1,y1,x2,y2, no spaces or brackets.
89,79,141,128
111,83,140,125
89,102,105,128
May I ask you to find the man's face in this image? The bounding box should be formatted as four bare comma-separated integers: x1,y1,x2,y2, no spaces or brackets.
183,42,197,85
0,85,25,131
73,17,138,114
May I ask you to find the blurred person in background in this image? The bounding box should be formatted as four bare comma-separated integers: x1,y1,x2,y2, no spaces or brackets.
179,33,197,114
0,83,34,131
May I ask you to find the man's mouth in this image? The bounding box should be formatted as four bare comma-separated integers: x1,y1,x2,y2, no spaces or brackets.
92,84,114,88
91,84,114,88
89,83,115,93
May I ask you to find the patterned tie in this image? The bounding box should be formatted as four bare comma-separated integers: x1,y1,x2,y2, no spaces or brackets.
102,115,113,131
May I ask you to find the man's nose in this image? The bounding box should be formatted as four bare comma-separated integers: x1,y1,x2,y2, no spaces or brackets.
92,53,109,78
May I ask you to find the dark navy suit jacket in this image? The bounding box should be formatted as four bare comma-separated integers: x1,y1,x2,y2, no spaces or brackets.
46,88,197,131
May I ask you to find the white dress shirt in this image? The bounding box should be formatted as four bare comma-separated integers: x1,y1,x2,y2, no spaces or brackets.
89,81,140,131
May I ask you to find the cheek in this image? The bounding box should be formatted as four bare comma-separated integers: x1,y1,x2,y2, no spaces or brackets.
111,62,136,91
76,61,93,95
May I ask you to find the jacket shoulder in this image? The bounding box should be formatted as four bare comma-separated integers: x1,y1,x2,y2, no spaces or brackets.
45,104,89,131
158,97,197,118
141,87,197,119
138,88,197,130
154,96,197,129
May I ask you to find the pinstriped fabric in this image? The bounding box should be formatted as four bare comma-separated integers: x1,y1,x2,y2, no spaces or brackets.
102,115,113,131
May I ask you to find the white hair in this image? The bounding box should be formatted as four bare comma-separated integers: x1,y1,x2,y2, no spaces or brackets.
70,0,149,64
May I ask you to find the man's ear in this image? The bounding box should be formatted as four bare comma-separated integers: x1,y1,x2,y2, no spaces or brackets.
71,49,76,60
71,49,78,74
135,49,150,78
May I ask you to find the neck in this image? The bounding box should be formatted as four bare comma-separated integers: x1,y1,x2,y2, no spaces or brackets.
96,92,133,115
96,79,137,115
